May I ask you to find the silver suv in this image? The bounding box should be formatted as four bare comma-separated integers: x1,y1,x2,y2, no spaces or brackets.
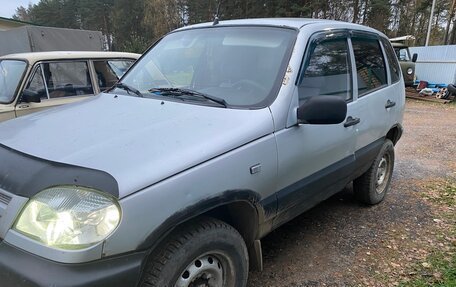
0,18,404,287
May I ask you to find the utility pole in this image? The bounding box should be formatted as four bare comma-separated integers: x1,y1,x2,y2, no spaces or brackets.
425,0,437,46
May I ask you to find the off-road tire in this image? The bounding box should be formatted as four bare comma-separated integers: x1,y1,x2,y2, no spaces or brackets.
140,217,249,287
354,139,395,205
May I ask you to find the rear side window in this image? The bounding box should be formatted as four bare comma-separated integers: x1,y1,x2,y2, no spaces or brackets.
380,38,400,83
299,37,352,102
352,37,387,96
93,59,135,91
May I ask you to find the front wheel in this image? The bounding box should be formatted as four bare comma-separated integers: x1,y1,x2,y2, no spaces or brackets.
140,218,249,287
354,139,395,205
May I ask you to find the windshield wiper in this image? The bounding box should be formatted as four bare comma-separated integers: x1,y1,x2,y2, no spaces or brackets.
113,83,144,98
148,87,227,108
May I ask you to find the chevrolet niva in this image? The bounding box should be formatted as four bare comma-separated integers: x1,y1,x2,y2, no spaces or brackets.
0,18,404,287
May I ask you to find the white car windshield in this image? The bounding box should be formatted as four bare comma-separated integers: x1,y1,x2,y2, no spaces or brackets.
0,60,27,104
117,26,296,108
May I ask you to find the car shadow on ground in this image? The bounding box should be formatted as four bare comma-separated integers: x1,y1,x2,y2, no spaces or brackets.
247,180,431,286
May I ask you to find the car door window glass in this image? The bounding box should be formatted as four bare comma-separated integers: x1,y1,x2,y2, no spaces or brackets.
24,65,48,100
42,61,94,98
299,37,352,103
93,60,134,91
0,60,27,103
352,38,387,96
380,38,400,84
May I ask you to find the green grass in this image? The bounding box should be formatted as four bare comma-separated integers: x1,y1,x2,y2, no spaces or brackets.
424,181,456,207
399,252,456,287
401,180,456,287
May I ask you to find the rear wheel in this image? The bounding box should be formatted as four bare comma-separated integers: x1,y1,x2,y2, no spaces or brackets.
354,139,395,205
140,218,249,287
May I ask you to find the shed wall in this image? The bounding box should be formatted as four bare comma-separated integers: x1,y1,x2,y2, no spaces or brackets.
410,45,456,84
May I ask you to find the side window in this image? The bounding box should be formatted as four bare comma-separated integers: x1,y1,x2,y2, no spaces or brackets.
24,65,48,100
352,37,387,96
380,38,400,84
93,60,134,91
42,61,94,98
299,37,352,103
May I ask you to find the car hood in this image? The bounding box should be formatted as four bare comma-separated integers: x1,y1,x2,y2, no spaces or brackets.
0,93,274,198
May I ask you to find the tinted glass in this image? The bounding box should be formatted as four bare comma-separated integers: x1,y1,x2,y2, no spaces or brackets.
380,38,400,83
299,38,351,102
352,38,387,96
0,60,27,103
119,27,297,108
42,62,94,98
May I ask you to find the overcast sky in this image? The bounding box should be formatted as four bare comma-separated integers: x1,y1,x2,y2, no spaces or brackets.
0,0,39,18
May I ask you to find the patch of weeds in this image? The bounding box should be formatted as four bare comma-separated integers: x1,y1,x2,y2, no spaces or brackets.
399,251,456,287
423,181,456,207
400,180,456,287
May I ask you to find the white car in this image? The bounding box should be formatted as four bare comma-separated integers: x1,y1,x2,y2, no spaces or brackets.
0,51,140,122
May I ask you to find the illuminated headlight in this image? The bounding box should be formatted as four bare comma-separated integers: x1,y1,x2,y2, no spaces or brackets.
14,186,121,250
407,68,413,75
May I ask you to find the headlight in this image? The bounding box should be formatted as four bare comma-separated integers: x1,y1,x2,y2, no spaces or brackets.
407,68,413,75
14,186,121,250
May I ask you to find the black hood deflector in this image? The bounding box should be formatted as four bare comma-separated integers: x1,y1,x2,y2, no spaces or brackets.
0,144,119,198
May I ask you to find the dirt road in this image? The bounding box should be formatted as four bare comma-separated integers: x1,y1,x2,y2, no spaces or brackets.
248,99,456,287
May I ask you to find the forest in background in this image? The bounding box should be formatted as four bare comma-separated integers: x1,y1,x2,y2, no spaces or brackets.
12,0,456,53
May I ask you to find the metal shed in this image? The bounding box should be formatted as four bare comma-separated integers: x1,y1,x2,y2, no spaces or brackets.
410,45,456,84
0,26,104,56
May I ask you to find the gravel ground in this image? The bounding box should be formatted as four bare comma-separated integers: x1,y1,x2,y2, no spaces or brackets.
247,99,456,287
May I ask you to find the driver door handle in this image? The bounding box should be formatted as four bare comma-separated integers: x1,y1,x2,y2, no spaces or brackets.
344,116,360,127
385,100,396,109
17,104,30,109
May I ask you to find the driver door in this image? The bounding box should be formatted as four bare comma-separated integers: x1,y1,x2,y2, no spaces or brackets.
273,31,359,227
15,61,95,118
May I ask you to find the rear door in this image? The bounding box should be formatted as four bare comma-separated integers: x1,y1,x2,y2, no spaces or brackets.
15,61,95,117
349,32,398,173
273,31,358,227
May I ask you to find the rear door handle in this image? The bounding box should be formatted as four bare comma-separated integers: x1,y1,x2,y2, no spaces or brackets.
17,104,30,109
344,116,360,127
385,100,396,109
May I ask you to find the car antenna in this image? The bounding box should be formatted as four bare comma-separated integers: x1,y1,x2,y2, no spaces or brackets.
213,0,222,25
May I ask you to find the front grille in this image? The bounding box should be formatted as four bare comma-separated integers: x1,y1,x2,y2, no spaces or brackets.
0,191,12,206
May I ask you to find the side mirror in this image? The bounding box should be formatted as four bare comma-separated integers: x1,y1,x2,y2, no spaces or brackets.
21,90,41,103
412,53,418,63
297,96,347,125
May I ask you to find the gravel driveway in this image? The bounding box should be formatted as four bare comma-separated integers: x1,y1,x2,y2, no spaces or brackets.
248,99,456,287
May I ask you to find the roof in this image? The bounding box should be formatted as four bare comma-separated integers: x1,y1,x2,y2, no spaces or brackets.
177,18,382,35
391,43,409,48
0,51,141,62
0,16,37,26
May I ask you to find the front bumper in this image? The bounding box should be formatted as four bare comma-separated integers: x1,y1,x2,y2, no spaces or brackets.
0,241,147,287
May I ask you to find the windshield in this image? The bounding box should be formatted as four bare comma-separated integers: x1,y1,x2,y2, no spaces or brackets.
117,26,296,108
394,47,410,61
0,60,27,104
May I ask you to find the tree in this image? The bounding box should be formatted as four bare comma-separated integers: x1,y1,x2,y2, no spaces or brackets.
366,0,392,33
11,0,456,49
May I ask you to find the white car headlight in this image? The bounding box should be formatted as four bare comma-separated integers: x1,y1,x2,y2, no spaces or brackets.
14,186,121,250
407,68,413,75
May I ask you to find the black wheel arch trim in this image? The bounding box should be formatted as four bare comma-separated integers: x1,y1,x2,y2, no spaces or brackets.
137,189,265,251
387,123,403,145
